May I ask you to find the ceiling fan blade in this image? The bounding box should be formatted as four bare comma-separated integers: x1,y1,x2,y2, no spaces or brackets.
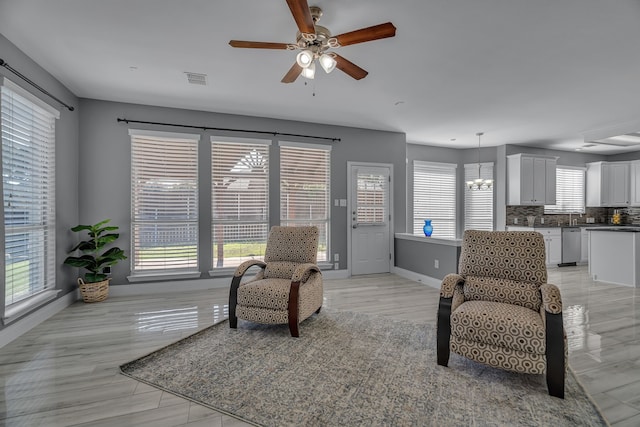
286,0,315,35
281,62,303,83
334,22,396,47
333,54,368,80
229,40,291,49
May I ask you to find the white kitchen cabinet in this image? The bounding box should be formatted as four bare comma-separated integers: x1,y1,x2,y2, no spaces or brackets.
586,161,630,207
537,228,562,266
507,154,557,205
580,227,589,264
630,160,640,206
508,226,562,266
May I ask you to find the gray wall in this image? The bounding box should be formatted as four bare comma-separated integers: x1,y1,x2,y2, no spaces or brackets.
395,239,460,280
78,99,407,285
0,34,80,325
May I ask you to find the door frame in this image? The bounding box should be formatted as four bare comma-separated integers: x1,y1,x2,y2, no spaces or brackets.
347,161,394,276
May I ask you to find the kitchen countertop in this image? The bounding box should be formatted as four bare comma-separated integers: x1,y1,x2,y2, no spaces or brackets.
586,226,640,232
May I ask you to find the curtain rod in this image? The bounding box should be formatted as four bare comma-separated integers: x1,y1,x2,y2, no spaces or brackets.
117,118,341,142
0,58,75,112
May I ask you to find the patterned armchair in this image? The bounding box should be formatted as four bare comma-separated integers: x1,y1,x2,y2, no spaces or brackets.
437,230,566,398
229,226,323,337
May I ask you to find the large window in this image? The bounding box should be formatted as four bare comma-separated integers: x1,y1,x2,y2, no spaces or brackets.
413,161,457,239
1,78,58,309
464,162,494,231
130,130,199,276
544,166,585,214
211,138,269,269
280,142,330,262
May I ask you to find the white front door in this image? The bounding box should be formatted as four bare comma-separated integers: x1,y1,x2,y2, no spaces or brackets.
350,164,392,275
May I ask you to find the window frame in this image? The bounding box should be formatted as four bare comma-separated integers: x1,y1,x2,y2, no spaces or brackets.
464,162,494,231
128,129,201,281
210,137,271,274
413,160,457,240
1,77,60,322
279,141,331,263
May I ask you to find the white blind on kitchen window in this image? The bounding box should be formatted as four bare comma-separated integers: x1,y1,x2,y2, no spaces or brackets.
464,162,494,231
413,161,457,239
130,129,200,274
1,78,58,307
544,166,585,214
279,141,331,262
211,138,270,269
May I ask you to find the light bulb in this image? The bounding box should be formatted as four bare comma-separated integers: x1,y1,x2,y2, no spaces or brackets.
319,53,336,73
301,62,316,79
296,50,314,68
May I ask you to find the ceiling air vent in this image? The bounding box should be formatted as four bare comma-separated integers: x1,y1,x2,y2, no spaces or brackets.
185,72,207,85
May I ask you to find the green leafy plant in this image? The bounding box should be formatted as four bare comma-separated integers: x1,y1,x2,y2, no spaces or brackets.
64,219,127,283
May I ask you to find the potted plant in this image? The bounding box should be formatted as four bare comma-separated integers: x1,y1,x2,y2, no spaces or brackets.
64,219,127,302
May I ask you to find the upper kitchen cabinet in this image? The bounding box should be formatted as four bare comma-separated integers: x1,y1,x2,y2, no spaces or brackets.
507,154,557,205
586,161,629,207
630,160,640,206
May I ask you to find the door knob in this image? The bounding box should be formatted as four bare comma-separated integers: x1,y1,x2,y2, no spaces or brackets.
352,224,357,229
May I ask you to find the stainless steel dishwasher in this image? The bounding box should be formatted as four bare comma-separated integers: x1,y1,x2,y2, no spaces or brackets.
560,227,581,266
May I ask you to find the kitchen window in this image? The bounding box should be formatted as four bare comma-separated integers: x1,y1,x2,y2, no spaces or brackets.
544,166,585,214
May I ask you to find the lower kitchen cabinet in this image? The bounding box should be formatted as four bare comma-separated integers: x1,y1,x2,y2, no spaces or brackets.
580,227,589,264
507,226,561,266
537,228,562,266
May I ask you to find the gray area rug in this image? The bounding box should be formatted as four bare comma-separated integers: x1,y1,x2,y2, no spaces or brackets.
120,310,607,426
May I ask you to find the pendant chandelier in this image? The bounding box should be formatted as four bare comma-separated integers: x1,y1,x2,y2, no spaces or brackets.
466,132,494,191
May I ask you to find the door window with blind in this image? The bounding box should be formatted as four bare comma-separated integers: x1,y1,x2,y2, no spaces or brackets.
130,130,199,275
413,161,457,239
279,142,331,262
2,78,59,311
544,166,585,214
211,138,269,270
464,162,494,231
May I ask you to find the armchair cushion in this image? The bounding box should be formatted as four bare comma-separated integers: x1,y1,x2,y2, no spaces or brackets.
462,275,542,311
237,278,292,311
451,301,545,355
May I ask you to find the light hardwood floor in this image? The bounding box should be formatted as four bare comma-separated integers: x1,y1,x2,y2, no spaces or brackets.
0,266,638,426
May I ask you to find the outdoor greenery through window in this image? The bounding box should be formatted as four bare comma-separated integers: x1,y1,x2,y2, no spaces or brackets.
2,78,58,307
130,130,199,274
544,166,585,214
211,138,269,269
413,161,457,239
280,142,331,262
464,162,494,231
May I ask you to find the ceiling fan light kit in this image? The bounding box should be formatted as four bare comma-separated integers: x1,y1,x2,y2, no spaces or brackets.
229,0,396,83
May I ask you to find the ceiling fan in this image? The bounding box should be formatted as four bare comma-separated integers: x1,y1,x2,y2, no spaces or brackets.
229,0,396,83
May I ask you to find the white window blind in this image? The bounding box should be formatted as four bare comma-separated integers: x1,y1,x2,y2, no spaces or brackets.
544,167,585,214
2,79,58,307
464,162,494,231
280,142,331,262
413,161,457,239
130,130,199,274
211,138,269,269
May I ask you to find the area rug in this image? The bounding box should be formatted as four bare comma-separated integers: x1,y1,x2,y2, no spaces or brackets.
120,310,607,427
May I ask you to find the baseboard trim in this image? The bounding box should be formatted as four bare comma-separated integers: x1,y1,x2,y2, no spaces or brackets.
322,269,350,279
392,267,441,289
0,291,77,349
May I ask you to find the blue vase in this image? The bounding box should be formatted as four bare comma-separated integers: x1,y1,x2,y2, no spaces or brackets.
423,219,433,237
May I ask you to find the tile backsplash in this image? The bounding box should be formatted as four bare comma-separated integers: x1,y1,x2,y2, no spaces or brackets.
506,206,640,227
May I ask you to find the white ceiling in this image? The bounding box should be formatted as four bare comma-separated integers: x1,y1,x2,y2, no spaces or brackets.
2,0,640,154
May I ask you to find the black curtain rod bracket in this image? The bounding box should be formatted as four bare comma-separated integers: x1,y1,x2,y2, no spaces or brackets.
0,58,75,112
117,118,340,142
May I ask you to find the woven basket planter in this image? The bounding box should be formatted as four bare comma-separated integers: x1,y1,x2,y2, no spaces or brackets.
77,278,110,303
